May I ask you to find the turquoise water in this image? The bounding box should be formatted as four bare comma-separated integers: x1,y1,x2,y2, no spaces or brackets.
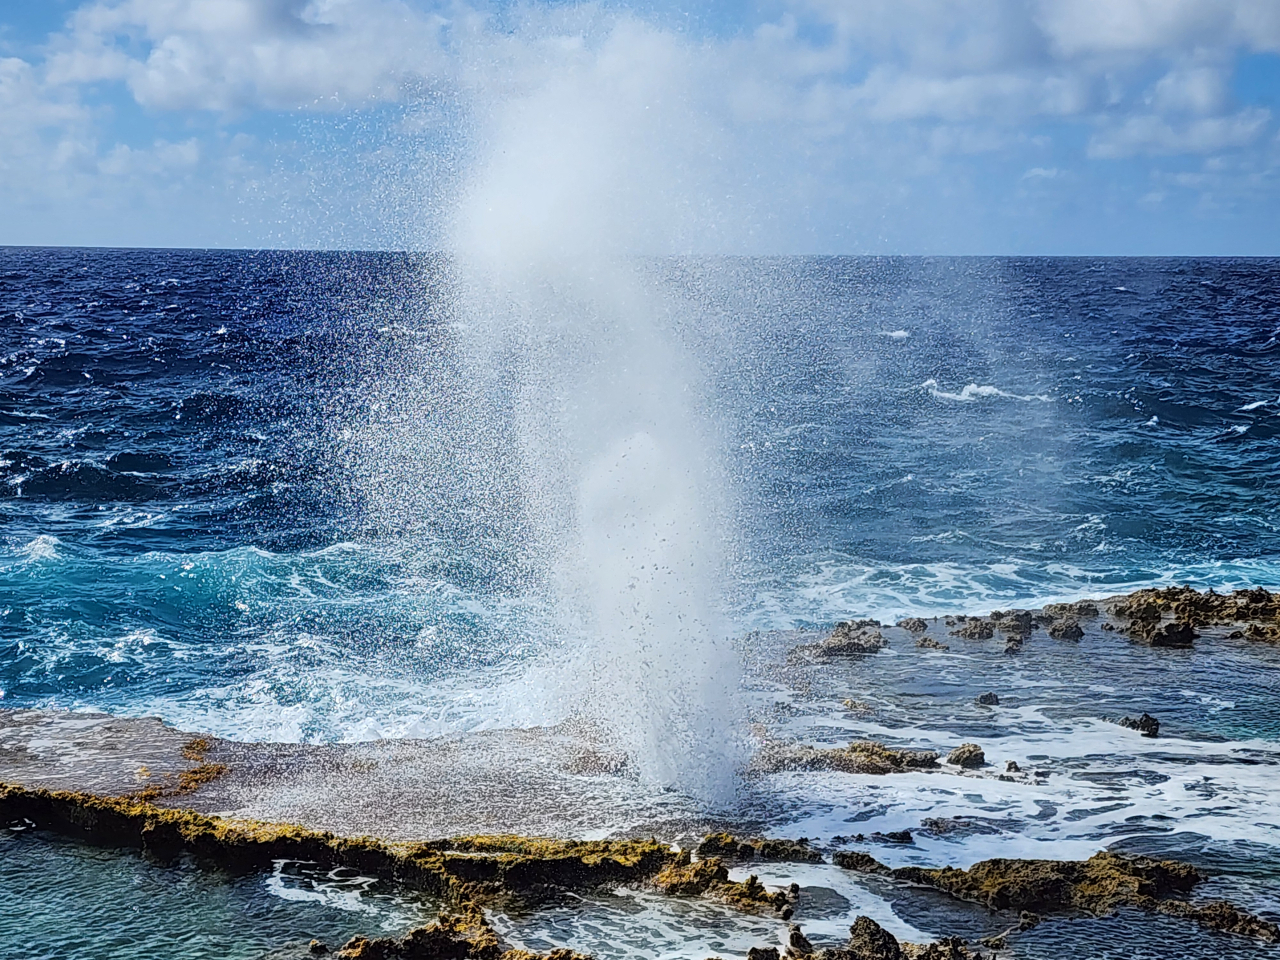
0,825,433,959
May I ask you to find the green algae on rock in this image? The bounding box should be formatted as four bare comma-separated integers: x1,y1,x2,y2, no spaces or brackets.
832,849,1279,943
695,832,824,864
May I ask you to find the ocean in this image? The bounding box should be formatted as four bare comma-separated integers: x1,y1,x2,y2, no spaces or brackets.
3,248,1280,957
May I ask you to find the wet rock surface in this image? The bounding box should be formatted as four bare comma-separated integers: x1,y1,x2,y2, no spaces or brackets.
945,744,985,769
1116,713,1160,737
755,740,940,776
833,850,1279,943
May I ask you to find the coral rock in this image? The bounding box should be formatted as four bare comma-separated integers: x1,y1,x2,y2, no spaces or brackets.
946,744,985,769
1046,618,1083,641
845,916,903,960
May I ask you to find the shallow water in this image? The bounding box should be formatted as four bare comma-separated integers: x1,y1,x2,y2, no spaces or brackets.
0,825,434,959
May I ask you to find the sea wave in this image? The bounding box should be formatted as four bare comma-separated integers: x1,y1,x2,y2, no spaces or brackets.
921,379,1051,402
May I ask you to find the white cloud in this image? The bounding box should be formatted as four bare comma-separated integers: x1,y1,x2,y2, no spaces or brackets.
46,0,449,111
2,0,1280,249
1089,107,1271,157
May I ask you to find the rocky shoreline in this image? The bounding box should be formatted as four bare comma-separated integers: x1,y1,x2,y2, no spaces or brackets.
3,587,1280,957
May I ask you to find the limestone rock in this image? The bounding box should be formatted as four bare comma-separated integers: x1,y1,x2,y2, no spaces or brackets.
947,743,985,768
1046,618,1083,641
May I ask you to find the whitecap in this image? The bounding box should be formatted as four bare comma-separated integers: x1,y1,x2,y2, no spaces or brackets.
921,379,1051,402
879,330,910,339
19,535,60,560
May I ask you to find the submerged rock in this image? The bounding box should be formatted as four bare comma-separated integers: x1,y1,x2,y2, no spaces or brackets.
975,693,1000,706
1116,713,1160,737
755,740,939,776
915,637,949,651
946,744,985,768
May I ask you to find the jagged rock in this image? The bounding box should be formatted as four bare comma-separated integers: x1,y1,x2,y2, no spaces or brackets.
755,740,939,776
652,854,789,912
834,849,1202,916
1117,713,1159,737
947,744,985,768
747,948,781,960
309,942,330,956
1005,761,1020,773
991,610,1034,637
975,692,999,706
1043,600,1100,618
820,621,889,655
901,939,975,960
897,618,929,633
1002,640,1021,655
951,620,994,640
1109,585,1279,628
1130,620,1196,648
1046,618,1083,641
695,833,823,863
845,916,903,960
915,637,950,650
787,924,815,958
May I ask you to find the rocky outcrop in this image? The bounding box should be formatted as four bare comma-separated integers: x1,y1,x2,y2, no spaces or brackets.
775,916,981,960
975,693,999,706
1046,618,1083,641
1129,619,1196,647
815,620,889,656
651,853,793,913
833,849,1279,942
1042,601,1099,619
755,740,939,775
950,619,994,640
989,610,1035,638
1116,713,1160,737
897,618,929,633
695,833,823,863
946,744,985,768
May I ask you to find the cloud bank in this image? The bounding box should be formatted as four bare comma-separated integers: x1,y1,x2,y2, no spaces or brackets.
2,0,1278,252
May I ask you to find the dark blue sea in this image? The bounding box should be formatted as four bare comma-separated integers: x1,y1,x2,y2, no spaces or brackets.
4,249,1278,737
4,248,1280,958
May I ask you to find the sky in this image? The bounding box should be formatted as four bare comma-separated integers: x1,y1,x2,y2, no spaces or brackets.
1,0,1278,254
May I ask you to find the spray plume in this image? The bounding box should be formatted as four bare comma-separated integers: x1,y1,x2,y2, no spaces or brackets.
437,14,747,803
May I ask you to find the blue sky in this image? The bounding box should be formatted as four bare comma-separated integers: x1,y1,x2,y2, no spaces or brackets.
1,0,1278,254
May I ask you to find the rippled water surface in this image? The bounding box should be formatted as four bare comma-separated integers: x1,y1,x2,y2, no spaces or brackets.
4,250,1278,739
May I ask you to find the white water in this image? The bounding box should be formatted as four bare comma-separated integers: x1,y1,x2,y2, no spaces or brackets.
441,19,746,803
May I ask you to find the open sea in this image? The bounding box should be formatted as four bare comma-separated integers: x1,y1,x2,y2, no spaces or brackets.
3,248,1280,957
